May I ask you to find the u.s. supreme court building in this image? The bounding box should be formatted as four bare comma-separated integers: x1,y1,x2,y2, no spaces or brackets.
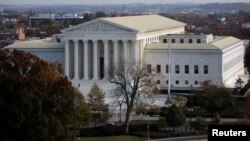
5,15,246,102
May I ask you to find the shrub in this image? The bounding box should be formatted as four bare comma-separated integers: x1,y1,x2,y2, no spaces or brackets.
193,116,207,131
214,112,222,124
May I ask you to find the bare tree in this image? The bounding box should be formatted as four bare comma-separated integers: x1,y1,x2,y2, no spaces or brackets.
106,62,158,133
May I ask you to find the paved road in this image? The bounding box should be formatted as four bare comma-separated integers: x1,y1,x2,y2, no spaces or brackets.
149,135,207,141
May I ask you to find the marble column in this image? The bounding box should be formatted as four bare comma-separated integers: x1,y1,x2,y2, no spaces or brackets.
104,40,109,74
65,40,69,77
133,40,138,63
123,40,128,65
113,40,118,68
93,40,98,80
83,40,88,80
74,40,79,80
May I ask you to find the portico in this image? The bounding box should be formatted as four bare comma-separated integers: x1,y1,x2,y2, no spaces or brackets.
64,39,135,80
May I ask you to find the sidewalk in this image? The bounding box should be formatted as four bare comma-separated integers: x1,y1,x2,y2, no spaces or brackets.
149,135,207,141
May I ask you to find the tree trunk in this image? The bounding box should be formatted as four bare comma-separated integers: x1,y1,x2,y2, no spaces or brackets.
125,106,132,134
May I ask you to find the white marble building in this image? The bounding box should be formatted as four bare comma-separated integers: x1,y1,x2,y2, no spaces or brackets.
4,15,246,95
145,34,245,91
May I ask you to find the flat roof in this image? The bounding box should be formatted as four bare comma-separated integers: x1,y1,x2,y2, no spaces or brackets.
212,36,241,49
145,36,242,50
4,39,64,49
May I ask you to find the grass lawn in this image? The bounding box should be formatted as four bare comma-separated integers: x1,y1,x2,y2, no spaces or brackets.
75,135,145,141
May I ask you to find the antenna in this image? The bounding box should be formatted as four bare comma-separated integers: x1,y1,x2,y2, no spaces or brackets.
120,4,125,16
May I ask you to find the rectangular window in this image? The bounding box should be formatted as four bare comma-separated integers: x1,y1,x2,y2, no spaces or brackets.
157,65,161,73
176,80,179,85
163,39,167,43
185,80,189,85
157,80,160,84
166,65,169,73
147,64,151,74
197,39,201,43
204,65,208,74
175,65,180,74
189,39,193,43
194,81,198,85
171,39,175,43
185,65,189,74
180,39,184,43
194,65,199,74
166,80,168,84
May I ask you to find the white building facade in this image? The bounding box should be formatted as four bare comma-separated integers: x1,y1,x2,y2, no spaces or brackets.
4,15,246,95
62,15,186,94
144,34,245,91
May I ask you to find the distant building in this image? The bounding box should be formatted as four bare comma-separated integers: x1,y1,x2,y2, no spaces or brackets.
16,28,25,40
29,13,83,27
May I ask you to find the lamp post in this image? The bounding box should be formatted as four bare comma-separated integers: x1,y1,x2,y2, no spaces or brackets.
145,106,150,141
118,100,123,123
188,108,193,131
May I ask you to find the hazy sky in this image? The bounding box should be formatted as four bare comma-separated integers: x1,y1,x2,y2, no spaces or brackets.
0,0,250,5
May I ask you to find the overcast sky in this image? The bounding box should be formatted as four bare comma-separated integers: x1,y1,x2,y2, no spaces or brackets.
0,0,250,5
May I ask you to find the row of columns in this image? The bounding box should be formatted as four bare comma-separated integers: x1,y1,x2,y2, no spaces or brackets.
65,39,140,80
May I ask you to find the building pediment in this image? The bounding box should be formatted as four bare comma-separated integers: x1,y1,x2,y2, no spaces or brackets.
63,19,135,33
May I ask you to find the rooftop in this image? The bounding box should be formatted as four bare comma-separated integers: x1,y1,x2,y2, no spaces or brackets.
4,39,64,49
102,15,186,32
145,36,241,50
63,15,186,33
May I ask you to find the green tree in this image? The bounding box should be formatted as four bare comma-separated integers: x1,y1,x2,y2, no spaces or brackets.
165,104,186,130
157,117,168,128
195,81,236,122
39,19,61,37
87,83,109,126
0,49,91,141
95,11,106,18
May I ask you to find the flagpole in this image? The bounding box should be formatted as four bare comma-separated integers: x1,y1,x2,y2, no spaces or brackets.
167,39,171,101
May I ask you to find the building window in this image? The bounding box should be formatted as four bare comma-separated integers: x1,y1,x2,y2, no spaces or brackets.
204,65,208,74
176,80,179,85
180,39,184,43
194,65,199,74
166,65,169,73
185,65,189,74
175,65,180,74
147,64,151,73
166,80,168,84
163,39,167,43
194,81,198,85
185,80,189,85
197,39,201,43
157,80,161,84
171,39,175,43
157,65,161,73
189,39,193,43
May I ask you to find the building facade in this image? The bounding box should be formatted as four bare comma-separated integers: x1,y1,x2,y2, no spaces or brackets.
144,34,244,91
4,15,246,96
